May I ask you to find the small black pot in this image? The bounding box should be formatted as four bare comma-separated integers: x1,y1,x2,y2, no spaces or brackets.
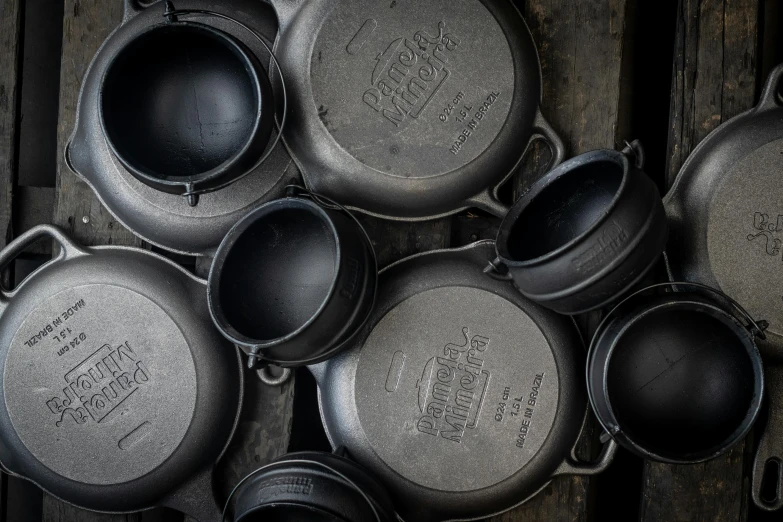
208,191,376,367
588,282,766,463
100,18,275,204
494,140,667,314
228,452,397,522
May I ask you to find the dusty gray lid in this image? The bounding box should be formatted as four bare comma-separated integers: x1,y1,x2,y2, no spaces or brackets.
312,242,589,521
5,284,197,485
0,226,242,517
274,0,552,219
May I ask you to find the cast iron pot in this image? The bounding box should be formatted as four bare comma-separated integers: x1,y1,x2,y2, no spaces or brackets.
492,140,668,315
588,282,765,464
67,0,295,255
265,0,565,220
0,225,242,521
225,451,397,521
100,13,275,202
208,190,377,368
310,241,616,522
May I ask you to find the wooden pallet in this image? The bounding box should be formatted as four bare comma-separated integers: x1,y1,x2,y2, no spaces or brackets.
0,0,780,521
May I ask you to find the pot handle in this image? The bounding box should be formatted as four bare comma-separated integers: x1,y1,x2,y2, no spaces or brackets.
530,109,567,170
553,437,618,477
757,64,783,112
0,225,87,304
753,364,783,511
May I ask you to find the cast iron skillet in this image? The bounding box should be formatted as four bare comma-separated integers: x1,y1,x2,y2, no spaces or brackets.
264,0,565,220
663,63,783,509
310,241,616,522
0,226,242,521
67,0,295,256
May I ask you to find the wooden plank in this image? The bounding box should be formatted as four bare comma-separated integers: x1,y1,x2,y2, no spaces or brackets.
493,0,631,521
0,0,21,519
640,1,761,521
45,1,142,520
52,0,139,248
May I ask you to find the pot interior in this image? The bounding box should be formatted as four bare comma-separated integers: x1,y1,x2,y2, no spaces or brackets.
218,205,337,342
607,307,756,460
506,159,623,261
102,24,258,180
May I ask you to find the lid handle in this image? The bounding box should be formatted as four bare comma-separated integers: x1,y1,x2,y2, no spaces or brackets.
553,437,618,477
757,63,783,112
0,225,87,306
753,364,783,511
530,109,567,171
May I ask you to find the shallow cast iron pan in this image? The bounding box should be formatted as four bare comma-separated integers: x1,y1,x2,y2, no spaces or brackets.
67,0,295,256
266,0,565,220
310,241,616,521
664,63,783,510
0,226,242,520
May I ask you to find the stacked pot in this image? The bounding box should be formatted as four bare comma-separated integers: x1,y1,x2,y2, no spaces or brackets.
0,0,779,520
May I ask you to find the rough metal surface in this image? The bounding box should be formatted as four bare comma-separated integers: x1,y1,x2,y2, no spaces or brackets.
271,0,562,219
313,242,611,522
0,226,241,520
66,0,298,256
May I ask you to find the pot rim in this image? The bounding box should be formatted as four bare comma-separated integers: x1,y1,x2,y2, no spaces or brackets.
496,149,631,267
98,20,265,190
588,298,765,464
207,198,342,350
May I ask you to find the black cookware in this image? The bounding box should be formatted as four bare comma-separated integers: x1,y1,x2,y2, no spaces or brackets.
266,0,565,219
225,452,397,522
208,189,376,368
492,140,668,315
101,18,275,200
67,0,295,255
662,63,783,508
311,241,616,521
0,226,241,521
588,283,765,463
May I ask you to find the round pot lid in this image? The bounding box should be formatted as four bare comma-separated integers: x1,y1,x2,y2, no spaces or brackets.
0,226,241,517
272,0,563,220
311,241,603,522
664,64,783,350
66,0,296,256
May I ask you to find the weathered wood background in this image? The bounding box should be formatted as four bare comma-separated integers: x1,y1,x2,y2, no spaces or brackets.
0,0,780,521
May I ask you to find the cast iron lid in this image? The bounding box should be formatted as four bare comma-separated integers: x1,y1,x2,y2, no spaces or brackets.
665,63,783,350
310,241,615,522
270,0,564,220
0,226,242,520
66,0,296,256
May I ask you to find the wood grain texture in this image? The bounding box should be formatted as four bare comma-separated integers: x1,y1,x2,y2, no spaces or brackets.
642,1,761,521
494,1,630,521
0,0,21,246
53,0,139,247
665,0,759,186
0,0,21,519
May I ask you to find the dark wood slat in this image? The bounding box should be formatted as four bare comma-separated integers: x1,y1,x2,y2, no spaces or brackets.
641,1,761,521
52,0,139,248
0,0,21,520
45,1,144,520
493,1,631,521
